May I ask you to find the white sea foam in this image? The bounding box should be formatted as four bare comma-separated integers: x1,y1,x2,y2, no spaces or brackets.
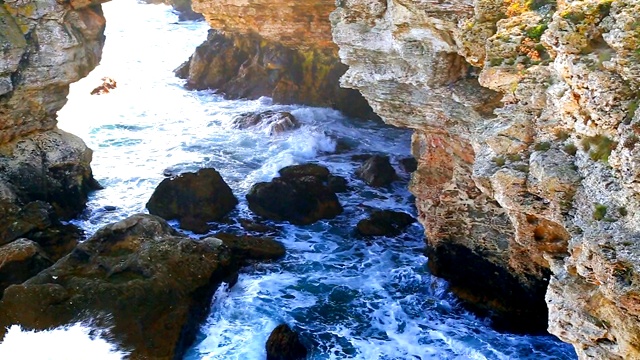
0,324,127,360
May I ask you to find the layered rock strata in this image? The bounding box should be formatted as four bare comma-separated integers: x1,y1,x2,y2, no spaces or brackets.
176,0,376,119
332,0,640,356
0,0,105,258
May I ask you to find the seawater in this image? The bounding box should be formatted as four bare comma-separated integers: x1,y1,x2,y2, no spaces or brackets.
2,1,577,359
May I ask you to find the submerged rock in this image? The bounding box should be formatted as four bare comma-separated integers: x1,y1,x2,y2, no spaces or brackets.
356,210,416,237
232,111,300,135
247,164,343,225
146,168,238,233
266,324,308,360
0,214,284,359
355,155,397,187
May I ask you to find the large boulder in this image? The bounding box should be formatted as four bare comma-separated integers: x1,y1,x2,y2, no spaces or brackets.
0,130,101,219
231,111,300,135
0,239,52,298
146,168,238,233
355,155,397,187
266,324,308,360
0,214,284,359
356,210,416,236
246,164,343,225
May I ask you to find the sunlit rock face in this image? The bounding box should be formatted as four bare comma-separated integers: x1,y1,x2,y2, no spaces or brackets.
0,0,105,218
332,0,640,356
177,0,377,119
0,0,106,144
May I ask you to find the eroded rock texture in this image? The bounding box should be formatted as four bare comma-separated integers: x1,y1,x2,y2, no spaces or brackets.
332,0,640,356
176,0,376,119
0,0,105,294
0,214,284,359
0,0,105,207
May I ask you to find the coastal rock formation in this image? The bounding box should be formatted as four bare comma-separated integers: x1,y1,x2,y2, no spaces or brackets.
265,324,308,360
232,111,301,135
332,0,640,356
247,164,343,224
0,0,106,144
141,0,203,21
146,168,239,233
0,214,285,359
0,0,104,234
175,0,376,119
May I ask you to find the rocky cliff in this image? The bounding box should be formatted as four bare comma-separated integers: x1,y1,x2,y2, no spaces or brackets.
175,0,377,119
0,0,105,286
332,0,639,357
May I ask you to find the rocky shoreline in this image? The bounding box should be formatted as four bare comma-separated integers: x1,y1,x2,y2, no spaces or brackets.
1,0,639,358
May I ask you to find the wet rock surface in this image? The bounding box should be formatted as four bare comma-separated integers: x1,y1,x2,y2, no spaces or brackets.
0,214,284,359
176,0,377,119
356,210,415,237
146,168,238,233
355,155,397,187
266,324,308,360
231,111,300,135
247,164,343,225
332,0,640,355
0,239,53,298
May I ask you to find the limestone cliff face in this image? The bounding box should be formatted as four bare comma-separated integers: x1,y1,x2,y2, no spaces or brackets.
177,0,377,119
332,0,640,357
0,0,105,217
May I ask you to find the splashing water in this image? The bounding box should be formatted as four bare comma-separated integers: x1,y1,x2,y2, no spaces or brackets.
0,1,579,359
0,324,129,360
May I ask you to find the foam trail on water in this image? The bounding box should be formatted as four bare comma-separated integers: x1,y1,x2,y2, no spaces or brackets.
0,324,128,360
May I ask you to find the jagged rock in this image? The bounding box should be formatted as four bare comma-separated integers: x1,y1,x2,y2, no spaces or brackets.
140,0,203,21
214,233,285,261
146,168,238,233
356,210,415,237
355,155,397,187
232,111,300,135
0,0,106,144
0,130,100,219
265,324,308,360
332,0,640,355
0,201,54,247
0,200,81,261
0,214,284,359
176,23,377,118
247,165,343,225
0,239,53,297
